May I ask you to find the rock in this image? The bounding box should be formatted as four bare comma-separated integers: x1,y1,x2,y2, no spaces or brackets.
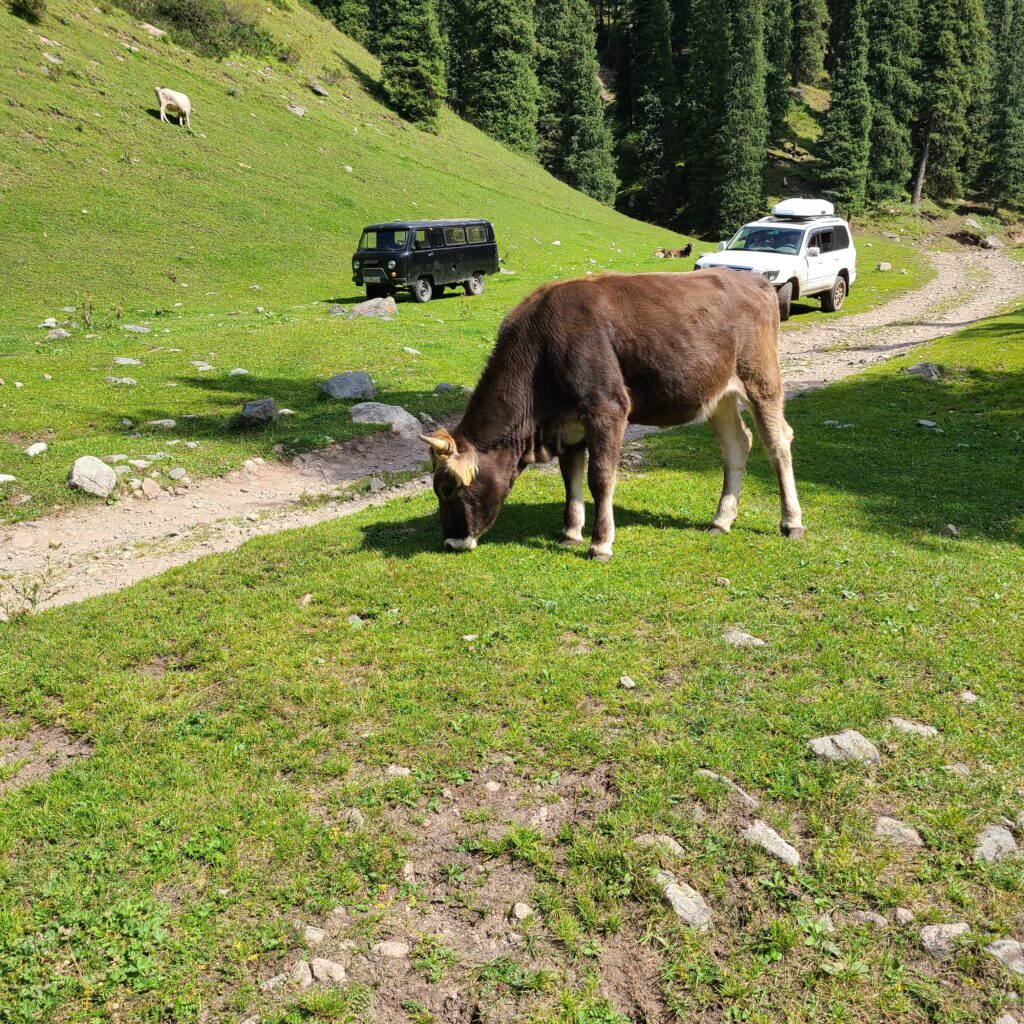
280,408,295,416
942,524,960,538
945,762,972,778
307,77,329,97
959,690,979,703
146,419,176,431
140,21,166,37
229,367,248,376
740,820,801,866
349,402,420,435
965,217,981,228
319,371,375,401
403,346,421,356
876,261,893,271
848,910,889,929
875,816,924,849
981,235,1004,249
47,328,71,341
917,419,938,428
328,304,346,316
122,324,150,334
905,362,941,380
310,957,347,984
341,807,365,827
105,376,138,386
368,477,386,492
191,361,215,372
695,769,760,811
387,764,411,777
889,716,939,738
973,824,1018,863
114,357,142,366
290,960,314,988
894,907,915,925
288,103,306,117
347,614,364,628
168,467,187,480
128,459,151,469
103,455,128,464
39,317,57,328
510,902,534,922
344,296,397,320
986,939,1024,975
141,477,162,499
417,411,438,428
344,165,353,173
636,833,685,858
654,870,712,930
24,442,47,457
619,675,636,689
114,465,131,477
372,940,410,959
238,398,278,425
304,925,326,945
261,972,288,991
723,626,766,648
920,922,970,958
0,474,17,485
67,456,117,498
807,730,881,766
484,780,502,793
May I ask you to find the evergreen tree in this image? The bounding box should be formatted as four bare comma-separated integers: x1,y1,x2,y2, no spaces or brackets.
379,0,446,130
791,0,830,82
911,0,989,203
765,0,794,140
442,0,540,155
865,0,921,200
979,0,1024,211
536,0,619,203
818,0,872,211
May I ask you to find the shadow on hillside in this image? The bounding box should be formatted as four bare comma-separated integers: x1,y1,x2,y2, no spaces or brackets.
340,57,383,101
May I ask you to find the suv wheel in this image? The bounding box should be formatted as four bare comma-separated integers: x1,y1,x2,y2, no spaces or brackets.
411,278,433,303
821,275,847,312
465,273,485,296
777,281,793,321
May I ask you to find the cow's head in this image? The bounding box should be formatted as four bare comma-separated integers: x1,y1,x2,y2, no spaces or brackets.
421,429,511,550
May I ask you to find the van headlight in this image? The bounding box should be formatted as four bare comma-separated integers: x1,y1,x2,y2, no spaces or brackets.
387,259,396,270
763,270,779,281
353,260,360,269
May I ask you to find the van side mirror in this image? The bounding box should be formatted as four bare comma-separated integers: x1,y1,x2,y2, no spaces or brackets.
718,240,728,251
806,246,820,258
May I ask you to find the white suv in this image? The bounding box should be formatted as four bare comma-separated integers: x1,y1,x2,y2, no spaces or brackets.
693,198,857,320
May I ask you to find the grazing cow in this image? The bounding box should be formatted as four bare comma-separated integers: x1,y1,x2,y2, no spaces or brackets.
421,268,803,561
155,86,192,130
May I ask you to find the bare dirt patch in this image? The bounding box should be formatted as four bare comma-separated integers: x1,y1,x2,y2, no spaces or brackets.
0,724,92,796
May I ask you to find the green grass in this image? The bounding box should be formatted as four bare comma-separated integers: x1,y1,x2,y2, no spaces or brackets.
2,309,1022,1022
0,0,931,522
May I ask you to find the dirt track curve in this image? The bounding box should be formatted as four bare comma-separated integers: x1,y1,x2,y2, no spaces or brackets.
3,246,1023,617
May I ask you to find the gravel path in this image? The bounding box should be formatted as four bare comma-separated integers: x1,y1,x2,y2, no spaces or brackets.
3,246,1022,616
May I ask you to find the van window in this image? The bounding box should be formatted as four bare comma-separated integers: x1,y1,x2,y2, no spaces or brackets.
358,229,409,251
467,225,488,243
414,229,429,249
429,227,446,247
444,226,468,245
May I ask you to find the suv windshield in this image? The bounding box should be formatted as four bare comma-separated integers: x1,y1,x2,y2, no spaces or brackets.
358,229,410,251
727,226,805,255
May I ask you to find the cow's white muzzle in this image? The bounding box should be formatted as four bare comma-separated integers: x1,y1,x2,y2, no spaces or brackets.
444,537,477,551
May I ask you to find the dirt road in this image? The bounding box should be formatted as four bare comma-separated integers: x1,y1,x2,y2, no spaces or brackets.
3,246,1022,616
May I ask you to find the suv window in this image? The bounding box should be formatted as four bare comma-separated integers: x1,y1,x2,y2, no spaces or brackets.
444,226,468,245
467,225,488,243
811,229,836,253
833,225,850,249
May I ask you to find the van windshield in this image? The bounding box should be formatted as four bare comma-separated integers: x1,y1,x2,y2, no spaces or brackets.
358,229,410,251
727,226,804,255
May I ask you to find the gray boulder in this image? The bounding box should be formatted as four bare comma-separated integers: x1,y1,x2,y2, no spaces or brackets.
986,938,1024,975
319,371,375,401
919,922,970,958
654,870,712,929
68,456,117,498
807,729,881,765
328,304,346,317
973,824,1018,864
308,77,329,97
981,235,1004,249
905,362,941,380
344,296,397,320
238,398,279,426
350,402,420,435
47,328,71,341
875,816,924,849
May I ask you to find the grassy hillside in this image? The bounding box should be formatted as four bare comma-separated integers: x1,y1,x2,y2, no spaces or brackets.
2,309,1022,1023
0,0,930,524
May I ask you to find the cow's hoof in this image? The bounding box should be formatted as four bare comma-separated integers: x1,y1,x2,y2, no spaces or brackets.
708,524,730,535
587,547,613,563
781,524,805,539
559,535,584,547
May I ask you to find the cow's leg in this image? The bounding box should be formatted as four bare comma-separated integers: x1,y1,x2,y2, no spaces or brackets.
584,406,627,561
558,443,586,546
707,393,753,533
746,389,804,538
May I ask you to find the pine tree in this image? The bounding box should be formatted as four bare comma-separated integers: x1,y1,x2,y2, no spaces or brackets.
818,0,872,211
442,0,540,155
865,0,921,200
379,0,446,130
536,0,619,203
911,0,989,203
979,0,1024,211
765,0,794,140
791,0,830,82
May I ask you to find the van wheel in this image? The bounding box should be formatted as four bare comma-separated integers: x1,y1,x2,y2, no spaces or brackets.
411,278,433,303
465,273,485,296
777,281,793,321
822,275,847,312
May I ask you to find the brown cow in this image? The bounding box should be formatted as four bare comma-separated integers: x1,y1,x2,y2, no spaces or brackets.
421,268,803,560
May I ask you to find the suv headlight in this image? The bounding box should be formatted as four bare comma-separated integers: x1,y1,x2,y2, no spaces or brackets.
762,270,779,281
353,260,360,269
387,259,396,270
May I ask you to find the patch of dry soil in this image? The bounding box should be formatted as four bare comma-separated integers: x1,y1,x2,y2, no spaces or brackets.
0,724,92,796
2,247,1022,614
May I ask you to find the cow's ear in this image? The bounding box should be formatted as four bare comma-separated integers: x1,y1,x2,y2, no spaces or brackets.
420,429,457,458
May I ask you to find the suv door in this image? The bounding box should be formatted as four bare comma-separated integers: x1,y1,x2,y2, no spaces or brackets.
805,229,837,294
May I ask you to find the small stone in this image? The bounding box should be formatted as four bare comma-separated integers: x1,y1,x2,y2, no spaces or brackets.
654,870,712,930
299,593,313,608
695,769,760,811
238,398,278,425
917,419,938,428
0,474,17,485
889,716,939,738
114,357,142,366
981,234,1004,250
986,939,1024,975
168,467,187,480
403,346,421,356
105,376,138,386
67,456,117,498
894,907,915,925
372,940,410,959
128,459,151,470
807,730,881,765
347,614,365,628
905,362,941,381
919,922,970,958
876,261,892,271
47,328,71,341
944,762,972,777
229,367,248,376
146,419,176,431
24,442,47,457
350,402,420,435
122,324,150,334
959,690,979,704
484,780,502,793
38,317,57,328
279,408,295,416
368,477,386,492
185,441,199,449
740,819,801,866
619,675,636,689
973,824,1018,864
344,297,397,320
848,910,889,929
328,304,346,316
715,576,731,587
723,627,766,648
310,957,347,984
386,764,411,777
141,478,162,499
255,306,265,314
875,816,924,849
941,524,960,538
290,960,314,988
308,77,329,97
341,807,365,827
319,371,375,401
261,972,288,991
303,925,326,945
288,103,306,116
636,833,685,858
510,902,534,922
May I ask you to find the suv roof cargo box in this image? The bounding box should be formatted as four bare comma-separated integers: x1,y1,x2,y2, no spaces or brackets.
772,198,835,219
